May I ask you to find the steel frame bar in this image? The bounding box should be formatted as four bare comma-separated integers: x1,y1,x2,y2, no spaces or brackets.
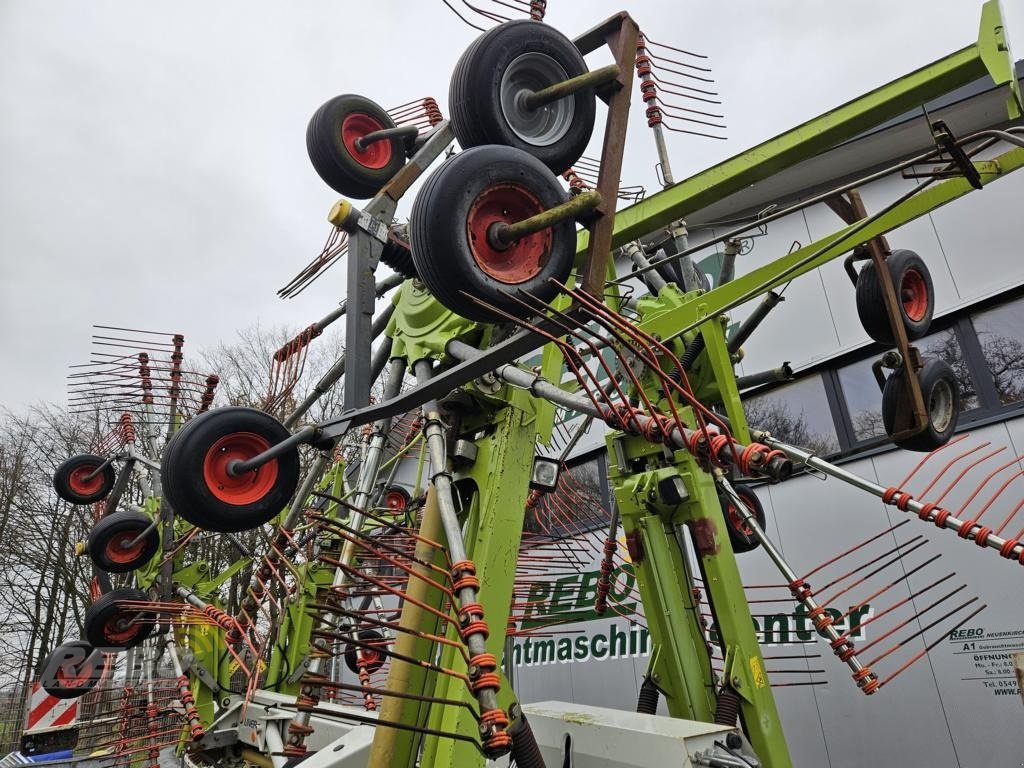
340,122,455,411
639,142,1024,346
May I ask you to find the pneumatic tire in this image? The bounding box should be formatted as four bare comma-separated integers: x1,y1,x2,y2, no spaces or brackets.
53,454,116,505
40,641,104,699
882,358,959,452
84,588,154,651
307,94,407,199
87,510,160,573
409,145,575,323
449,20,595,173
161,407,300,533
717,484,766,554
856,250,934,344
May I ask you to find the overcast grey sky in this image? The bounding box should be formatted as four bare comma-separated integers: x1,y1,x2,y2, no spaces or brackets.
1,0,1020,410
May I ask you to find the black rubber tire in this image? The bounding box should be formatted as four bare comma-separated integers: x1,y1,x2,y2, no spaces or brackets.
40,641,104,699
87,510,160,573
380,223,417,279
855,249,934,344
717,484,766,554
882,358,960,452
161,407,300,533
53,454,116,505
409,145,575,323
344,629,386,675
84,588,154,651
449,20,595,173
306,94,406,199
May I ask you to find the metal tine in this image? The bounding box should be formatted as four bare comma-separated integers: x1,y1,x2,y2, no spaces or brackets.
555,279,734,447
641,35,710,62
648,69,721,101
801,520,912,581
812,540,933,607
93,324,181,337
91,334,179,348
279,227,349,299
495,289,633,419
875,601,987,689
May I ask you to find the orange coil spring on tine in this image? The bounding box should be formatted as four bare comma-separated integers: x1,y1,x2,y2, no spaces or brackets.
357,665,377,711
562,168,589,193
481,708,513,753
176,674,205,740
423,97,443,126
594,536,617,615
529,0,546,21
201,603,244,645
199,374,219,413
138,353,154,405
388,97,446,132
120,412,137,444
635,35,662,128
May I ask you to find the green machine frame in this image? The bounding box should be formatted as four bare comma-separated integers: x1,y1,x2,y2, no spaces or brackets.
371,4,1022,767
147,3,1023,766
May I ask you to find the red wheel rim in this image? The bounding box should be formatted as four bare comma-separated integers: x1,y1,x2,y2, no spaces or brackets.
384,490,407,511
358,648,384,673
466,183,551,284
726,501,755,537
202,432,279,506
68,464,104,497
341,113,391,169
55,653,94,689
103,529,148,566
900,268,929,322
103,610,144,645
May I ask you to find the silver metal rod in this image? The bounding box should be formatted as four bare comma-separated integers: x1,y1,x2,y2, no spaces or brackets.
413,358,500,718
621,241,667,294
283,302,395,429
762,435,1024,560
716,475,869,684
334,357,408,583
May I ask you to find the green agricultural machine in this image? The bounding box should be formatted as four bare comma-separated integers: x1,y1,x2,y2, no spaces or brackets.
27,2,1024,767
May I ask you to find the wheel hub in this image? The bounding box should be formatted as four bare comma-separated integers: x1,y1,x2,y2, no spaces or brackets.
500,52,575,147
105,531,147,565
466,183,551,284
68,464,104,496
341,112,392,169
203,432,279,506
900,267,929,322
928,378,955,433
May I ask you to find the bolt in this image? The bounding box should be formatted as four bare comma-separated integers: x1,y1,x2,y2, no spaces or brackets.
725,733,742,749
731,676,741,688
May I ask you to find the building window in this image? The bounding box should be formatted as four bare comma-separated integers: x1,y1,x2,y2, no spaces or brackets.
971,298,1024,406
914,327,979,411
837,359,887,442
743,375,840,455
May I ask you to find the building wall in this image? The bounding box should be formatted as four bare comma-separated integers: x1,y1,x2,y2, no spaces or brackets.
511,416,1024,767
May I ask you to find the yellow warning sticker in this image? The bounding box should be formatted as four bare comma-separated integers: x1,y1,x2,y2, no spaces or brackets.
749,656,767,689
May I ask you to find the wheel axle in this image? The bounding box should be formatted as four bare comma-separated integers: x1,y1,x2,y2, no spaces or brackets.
354,124,419,153
521,63,621,111
225,425,318,476
488,190,602,249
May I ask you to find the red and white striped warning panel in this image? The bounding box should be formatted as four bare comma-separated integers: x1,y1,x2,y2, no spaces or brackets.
23,682,78,732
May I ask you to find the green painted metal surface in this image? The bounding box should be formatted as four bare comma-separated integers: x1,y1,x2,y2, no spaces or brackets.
575,0,1020,256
